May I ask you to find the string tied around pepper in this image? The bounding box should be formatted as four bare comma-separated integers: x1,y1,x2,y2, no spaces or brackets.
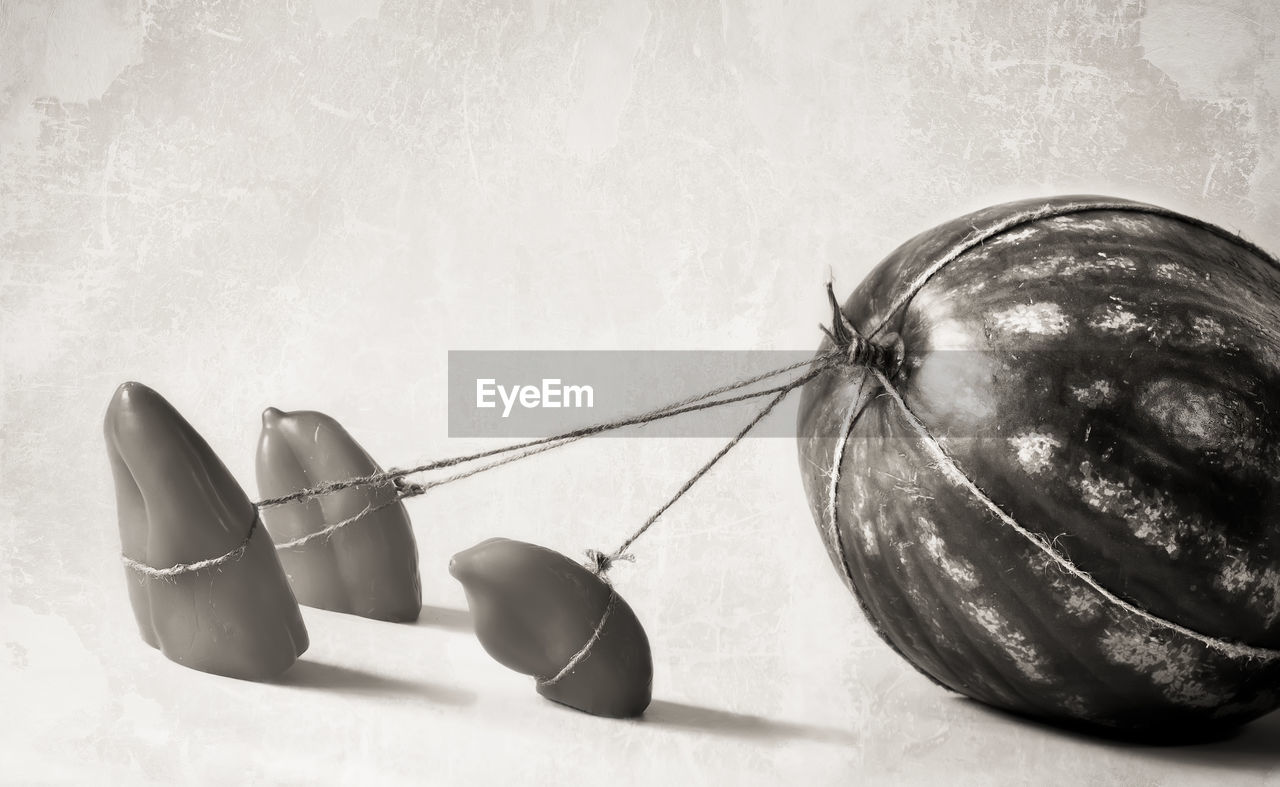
122,280,900,582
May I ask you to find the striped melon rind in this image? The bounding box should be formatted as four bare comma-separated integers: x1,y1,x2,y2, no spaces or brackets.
797,195,1280,734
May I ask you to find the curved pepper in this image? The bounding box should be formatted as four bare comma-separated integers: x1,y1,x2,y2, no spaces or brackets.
105,382,308,680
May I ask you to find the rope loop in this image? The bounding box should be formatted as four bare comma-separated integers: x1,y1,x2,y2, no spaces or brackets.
584,549,634,577
392,476,427,499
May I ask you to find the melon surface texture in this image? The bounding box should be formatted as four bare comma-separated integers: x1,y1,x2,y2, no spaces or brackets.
796,195,1280,734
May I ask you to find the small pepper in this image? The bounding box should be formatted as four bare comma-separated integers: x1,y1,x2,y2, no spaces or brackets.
450,538,653,718
255,407,422,622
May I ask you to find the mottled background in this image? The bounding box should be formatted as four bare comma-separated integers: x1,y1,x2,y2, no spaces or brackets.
3,0,1280,784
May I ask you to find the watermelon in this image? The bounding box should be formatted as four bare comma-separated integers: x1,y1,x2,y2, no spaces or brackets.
796,195,1280,736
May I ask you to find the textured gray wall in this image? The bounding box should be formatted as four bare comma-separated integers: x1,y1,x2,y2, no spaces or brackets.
3,0,1279,783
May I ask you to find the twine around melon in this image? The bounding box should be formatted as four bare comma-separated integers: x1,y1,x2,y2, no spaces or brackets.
819,199,1280,667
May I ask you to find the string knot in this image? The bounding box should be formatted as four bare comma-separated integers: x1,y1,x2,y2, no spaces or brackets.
820,281,898,374
392,475,427,499
584,549,634,577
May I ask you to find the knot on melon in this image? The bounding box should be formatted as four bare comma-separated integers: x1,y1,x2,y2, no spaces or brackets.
821,281,902,376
